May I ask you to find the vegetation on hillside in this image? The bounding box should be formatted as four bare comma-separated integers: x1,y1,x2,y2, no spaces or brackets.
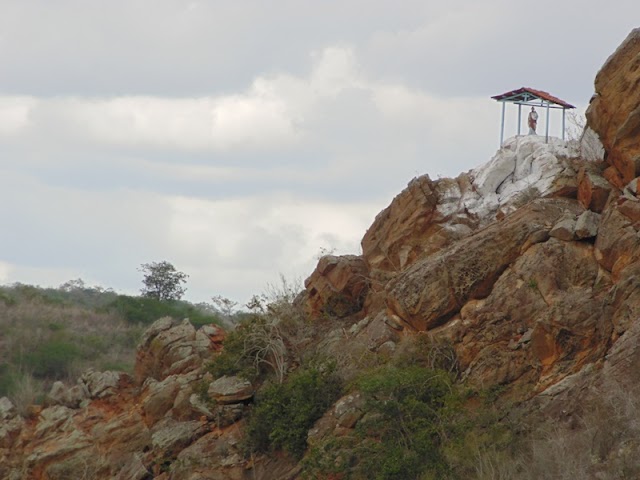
0,279,222,412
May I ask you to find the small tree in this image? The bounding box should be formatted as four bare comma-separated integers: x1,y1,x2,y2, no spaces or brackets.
139,261,188,301
211,294,238,322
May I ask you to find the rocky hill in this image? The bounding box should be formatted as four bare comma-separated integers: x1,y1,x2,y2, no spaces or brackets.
3,29,640,479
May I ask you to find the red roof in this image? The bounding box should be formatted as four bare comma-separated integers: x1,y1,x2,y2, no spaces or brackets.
491,87,575,109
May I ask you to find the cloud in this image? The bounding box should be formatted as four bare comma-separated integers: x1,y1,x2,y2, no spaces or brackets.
0,261,11,283
3,1,627,305
0,94,298,153
165,193,379,301
0,96,35,135
0,46,500,176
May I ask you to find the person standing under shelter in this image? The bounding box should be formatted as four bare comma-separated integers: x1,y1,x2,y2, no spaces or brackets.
528,107,538,135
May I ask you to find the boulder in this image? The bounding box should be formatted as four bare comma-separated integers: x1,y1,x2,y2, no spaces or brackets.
361,137,579,289
304,254,369,318
170,425,246,480
207,376,254,405
575,210,601,239
595,200,640,278
0,415,23,449
141,376,182,423
626,176,640,196
362,311,401,351
150,418,206,457
452,239,610,396
577,167,612,213
549,214,577,241
334,393,364,428
135,318,220,382
90,410,151,457
114,454,149,480
81,370,130,399
47,381,88,408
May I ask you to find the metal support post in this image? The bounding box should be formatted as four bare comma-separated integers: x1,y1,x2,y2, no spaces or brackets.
500,101,506,146
545,101,550,143
517,104,522,136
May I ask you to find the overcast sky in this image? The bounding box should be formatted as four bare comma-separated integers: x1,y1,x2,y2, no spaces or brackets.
0,1,637,305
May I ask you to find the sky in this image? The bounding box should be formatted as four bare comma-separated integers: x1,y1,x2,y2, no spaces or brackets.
0,0,637,305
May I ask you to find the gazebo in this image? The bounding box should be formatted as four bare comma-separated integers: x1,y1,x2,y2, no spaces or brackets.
492,87,575,145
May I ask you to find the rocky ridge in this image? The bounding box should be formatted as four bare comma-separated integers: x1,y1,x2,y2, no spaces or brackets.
305,29,640,402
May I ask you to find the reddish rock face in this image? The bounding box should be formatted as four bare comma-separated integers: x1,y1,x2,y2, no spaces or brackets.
577,166,613,213
385,198,584,332
135,318,223,382
304,254,370,319
455,239,611,393
587,28,640,184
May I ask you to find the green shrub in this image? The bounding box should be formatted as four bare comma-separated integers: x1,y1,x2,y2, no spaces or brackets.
356,366,458,479
245,363,343,459
303,365,464,480
21,338,82,379
0,364,17,396
0,289,16,306
206,315,290,382
206,324,255,380
9,284,66,306
106,295,221,326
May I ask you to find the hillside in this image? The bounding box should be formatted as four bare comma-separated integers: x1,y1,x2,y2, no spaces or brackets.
3,28,640,480
0,283,222,416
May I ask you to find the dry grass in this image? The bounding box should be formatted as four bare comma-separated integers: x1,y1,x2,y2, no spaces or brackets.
0,288,144,411
463,377,640,480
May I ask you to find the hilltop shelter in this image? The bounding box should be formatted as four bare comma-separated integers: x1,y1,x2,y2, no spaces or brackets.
492,87,575,145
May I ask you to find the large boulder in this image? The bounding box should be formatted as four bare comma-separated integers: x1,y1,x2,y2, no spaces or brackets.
586,29,640,185
577,166,613,213
135,318,223,382
207,376,254,405
386,198,584,331
304,255,370,318
81,369,132,399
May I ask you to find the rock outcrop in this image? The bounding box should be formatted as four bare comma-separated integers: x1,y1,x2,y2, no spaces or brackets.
587,28,640,185
304,134,618,398
0,318,299,480
303,30,640,400
304,255,369,318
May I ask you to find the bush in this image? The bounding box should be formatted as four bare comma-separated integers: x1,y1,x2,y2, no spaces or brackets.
245,363,343,459
0,289,16,306
356,366,459,479
303,365,464,480
21,338,82,379
0,364,17,397
106,295,220,326
206,323,256,380
392,334,459,376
